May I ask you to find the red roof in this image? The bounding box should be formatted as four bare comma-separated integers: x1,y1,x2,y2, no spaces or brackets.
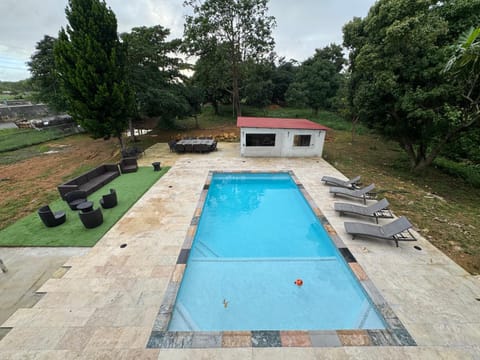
237,117,329,131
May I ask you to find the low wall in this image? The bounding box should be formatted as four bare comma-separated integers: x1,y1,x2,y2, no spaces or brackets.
0,104,49,121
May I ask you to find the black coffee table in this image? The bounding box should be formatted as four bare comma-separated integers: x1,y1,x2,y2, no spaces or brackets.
77,201,94,213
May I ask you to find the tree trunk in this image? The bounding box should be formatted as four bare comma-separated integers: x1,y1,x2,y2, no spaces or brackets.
351,116,358,143
232,64,241,117
212,100,219,115
194,115,199,129
129,118,136,143
118,135,125,151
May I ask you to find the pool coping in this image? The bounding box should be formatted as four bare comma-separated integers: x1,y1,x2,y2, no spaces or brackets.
147,170,417,348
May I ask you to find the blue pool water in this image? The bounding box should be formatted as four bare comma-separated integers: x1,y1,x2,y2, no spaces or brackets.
168,173,385,331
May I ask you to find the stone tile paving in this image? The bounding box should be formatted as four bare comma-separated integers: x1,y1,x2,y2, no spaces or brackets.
0,143,479,359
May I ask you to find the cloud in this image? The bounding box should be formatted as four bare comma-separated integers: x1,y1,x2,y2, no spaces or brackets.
269,0,374,62
0,0,376,81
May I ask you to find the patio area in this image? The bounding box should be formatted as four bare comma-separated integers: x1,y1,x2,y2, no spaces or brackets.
0,142,479,359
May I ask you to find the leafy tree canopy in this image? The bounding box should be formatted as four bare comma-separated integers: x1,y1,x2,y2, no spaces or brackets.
191,42,232,115
286,44,345,114
27,35,68,111
55,0,133,147
183,0,276,116
343,0,480,171
121,25,197,127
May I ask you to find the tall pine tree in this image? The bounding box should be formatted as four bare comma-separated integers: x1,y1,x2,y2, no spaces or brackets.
55,0,132,148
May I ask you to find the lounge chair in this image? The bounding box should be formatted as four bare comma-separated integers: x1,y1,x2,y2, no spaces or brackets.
322,175,361,189
334,198,393,223
330,183,376,204
344,216,416,247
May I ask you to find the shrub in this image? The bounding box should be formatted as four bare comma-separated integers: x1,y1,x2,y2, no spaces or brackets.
434,157,480,188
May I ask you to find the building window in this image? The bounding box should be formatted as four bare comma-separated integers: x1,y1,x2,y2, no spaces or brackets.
293,134,311,146
246,133,276,146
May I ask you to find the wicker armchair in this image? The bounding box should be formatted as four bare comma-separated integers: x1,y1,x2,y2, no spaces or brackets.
38,205,66,227
100,189,117,209
79,207,103,229
119,157,138,174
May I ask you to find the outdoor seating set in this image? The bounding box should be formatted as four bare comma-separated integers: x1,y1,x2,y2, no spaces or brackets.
38,188,117,229
322,175,416,247
38,158,138,229
169,137,218,153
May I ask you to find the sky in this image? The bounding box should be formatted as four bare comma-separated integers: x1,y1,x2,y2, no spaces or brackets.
0,0,376,82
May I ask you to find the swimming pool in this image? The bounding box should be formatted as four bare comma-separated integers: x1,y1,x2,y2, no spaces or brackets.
168,172,385,331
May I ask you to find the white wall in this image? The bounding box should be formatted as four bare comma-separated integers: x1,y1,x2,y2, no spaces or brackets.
240,128,326,157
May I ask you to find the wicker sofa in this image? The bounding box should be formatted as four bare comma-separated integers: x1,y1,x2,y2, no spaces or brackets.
58,164,120,199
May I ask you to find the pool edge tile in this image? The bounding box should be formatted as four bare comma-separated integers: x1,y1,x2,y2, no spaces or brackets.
251,331,282,347
222,331,252,348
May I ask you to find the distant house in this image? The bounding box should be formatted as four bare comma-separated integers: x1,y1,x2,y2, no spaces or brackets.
237,116,329,157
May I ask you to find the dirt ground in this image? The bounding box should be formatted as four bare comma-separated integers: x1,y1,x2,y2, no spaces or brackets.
0,135,121,229
0,126,240,230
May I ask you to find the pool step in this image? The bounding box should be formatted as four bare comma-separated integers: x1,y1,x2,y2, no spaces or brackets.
357,299,372,329
174,302,199,331
194,241,220,257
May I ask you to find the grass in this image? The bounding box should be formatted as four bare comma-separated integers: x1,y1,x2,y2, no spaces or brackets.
0,128,77,153
433,157,480,188
0,166,169,247
323,130,480,274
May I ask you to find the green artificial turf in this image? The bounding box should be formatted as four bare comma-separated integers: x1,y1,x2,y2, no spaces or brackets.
0,166,169,247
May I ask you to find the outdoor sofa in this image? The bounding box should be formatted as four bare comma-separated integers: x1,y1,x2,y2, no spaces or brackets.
57,164,120,199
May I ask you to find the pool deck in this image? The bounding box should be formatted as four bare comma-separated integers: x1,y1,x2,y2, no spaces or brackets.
1,142,479,359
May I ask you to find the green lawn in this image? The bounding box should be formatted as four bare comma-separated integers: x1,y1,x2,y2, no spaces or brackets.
0,128,79,153
0,166,169,247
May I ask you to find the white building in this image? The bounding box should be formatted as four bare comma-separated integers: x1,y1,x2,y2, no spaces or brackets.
237,116,329,157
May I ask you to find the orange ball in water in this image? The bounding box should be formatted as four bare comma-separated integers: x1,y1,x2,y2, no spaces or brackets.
294,279,303,286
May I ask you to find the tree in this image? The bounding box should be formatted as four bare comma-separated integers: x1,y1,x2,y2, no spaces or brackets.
54,0,133,148
286,44,345,114
121,25,194,128
183,0,276,116
243,58,274,108
27,35,67,111
442,27,480,163
444,27,480,120
191,43,231,115
343,0,480,171
271,57,297,105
